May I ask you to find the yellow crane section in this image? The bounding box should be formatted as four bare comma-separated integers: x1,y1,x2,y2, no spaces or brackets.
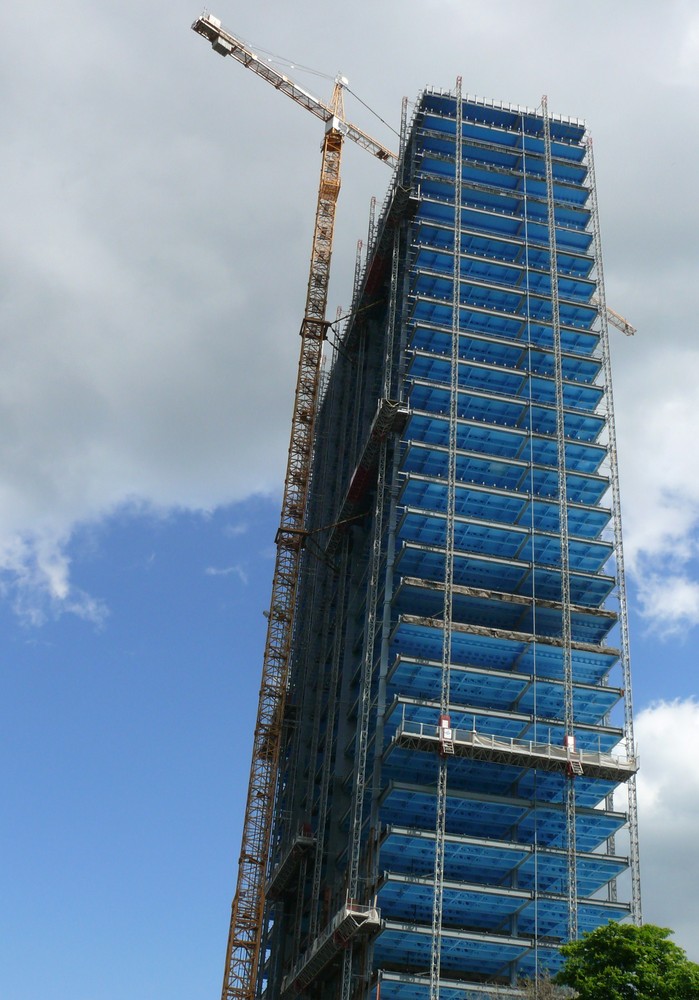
191,13,395,1000
192,15,397,167
606,303,636,337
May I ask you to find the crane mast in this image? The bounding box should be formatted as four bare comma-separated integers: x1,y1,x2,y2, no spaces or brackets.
219,114,339,1000
191,13,395,1000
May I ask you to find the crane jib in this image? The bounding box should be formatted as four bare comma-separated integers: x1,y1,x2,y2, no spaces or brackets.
192,12,398,167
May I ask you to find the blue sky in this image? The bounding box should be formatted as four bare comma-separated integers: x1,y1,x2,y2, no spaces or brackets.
3,1,699,997
2,500,277,998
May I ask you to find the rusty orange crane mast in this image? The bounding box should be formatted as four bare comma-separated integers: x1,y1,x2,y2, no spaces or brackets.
191,13,396,1000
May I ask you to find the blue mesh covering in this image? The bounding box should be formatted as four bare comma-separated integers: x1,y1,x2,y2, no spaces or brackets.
262,89,634,1000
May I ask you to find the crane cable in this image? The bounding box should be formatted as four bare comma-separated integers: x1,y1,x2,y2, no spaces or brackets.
241,34,402,140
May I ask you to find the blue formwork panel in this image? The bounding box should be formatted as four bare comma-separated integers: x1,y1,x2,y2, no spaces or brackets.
377,876,529,930
416,197,593,257
413,216,596,284
383,698,527,744
370,974,518,1000
381,828,529,882
526,349,601,382
382,745,615,811
400,441,611,507
391,579,615,644
407,351,526,396
396,506,613,573
403,387,606,443
523,316,599,352
519,852,627,897
403,411,606,474
369,977,492,1000
394,541,614,606
415,248,521,289
374,921,529,977
410,325,526,365
405,351,605,412
386,657,622,725
402,402,606,466
407,303,600,360
375,876,629,942
398,477,526,525
407,326,601,383
412,272,525,317
416,177,590,238
525,497,610,537
422,104,586,162
460,187,590,240
404,412,528,459
388,618,618,684
379,828,627,897
406,380,525,425
379,783,626,853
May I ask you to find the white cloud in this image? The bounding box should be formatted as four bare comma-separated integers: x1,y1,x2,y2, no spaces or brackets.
615,347,699,634
0,0,697,628
0,529,107,626
635,574,699,639
632,698,699,958
224,522,250,538
205,564,248,585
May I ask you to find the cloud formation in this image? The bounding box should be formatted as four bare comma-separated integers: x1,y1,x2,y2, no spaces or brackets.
616,348,699,634
1,0,698,637
634,698,699,957
205,563,248,585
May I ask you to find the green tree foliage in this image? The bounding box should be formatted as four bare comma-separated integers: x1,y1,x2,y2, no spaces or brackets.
556,922,699,1000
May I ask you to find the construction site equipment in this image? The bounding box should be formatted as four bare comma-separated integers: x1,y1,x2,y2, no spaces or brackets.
191,13,395,1000
192,15,397,169
591,298,636,337
192,19,640,996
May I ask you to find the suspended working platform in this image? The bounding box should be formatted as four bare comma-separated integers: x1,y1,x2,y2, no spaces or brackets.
389,717,637,782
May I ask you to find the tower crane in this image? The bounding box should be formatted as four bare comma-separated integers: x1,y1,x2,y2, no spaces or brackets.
590,296,636,336
192,14,636,1000
605,303,636,336
191,13,395,1000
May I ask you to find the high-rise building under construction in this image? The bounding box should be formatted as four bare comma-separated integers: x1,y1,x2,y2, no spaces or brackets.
261,87,640,1000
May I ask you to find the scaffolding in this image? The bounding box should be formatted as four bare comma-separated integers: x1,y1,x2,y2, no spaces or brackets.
255,87,639,1000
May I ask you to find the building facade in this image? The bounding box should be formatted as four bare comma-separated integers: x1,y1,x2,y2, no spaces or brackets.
262,88,640,1000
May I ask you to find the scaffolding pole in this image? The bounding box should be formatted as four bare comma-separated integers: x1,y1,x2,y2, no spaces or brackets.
542,94,578,944
309,542,349,940
429,76,462,1000
308,304,362,945
342,432,389,1000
